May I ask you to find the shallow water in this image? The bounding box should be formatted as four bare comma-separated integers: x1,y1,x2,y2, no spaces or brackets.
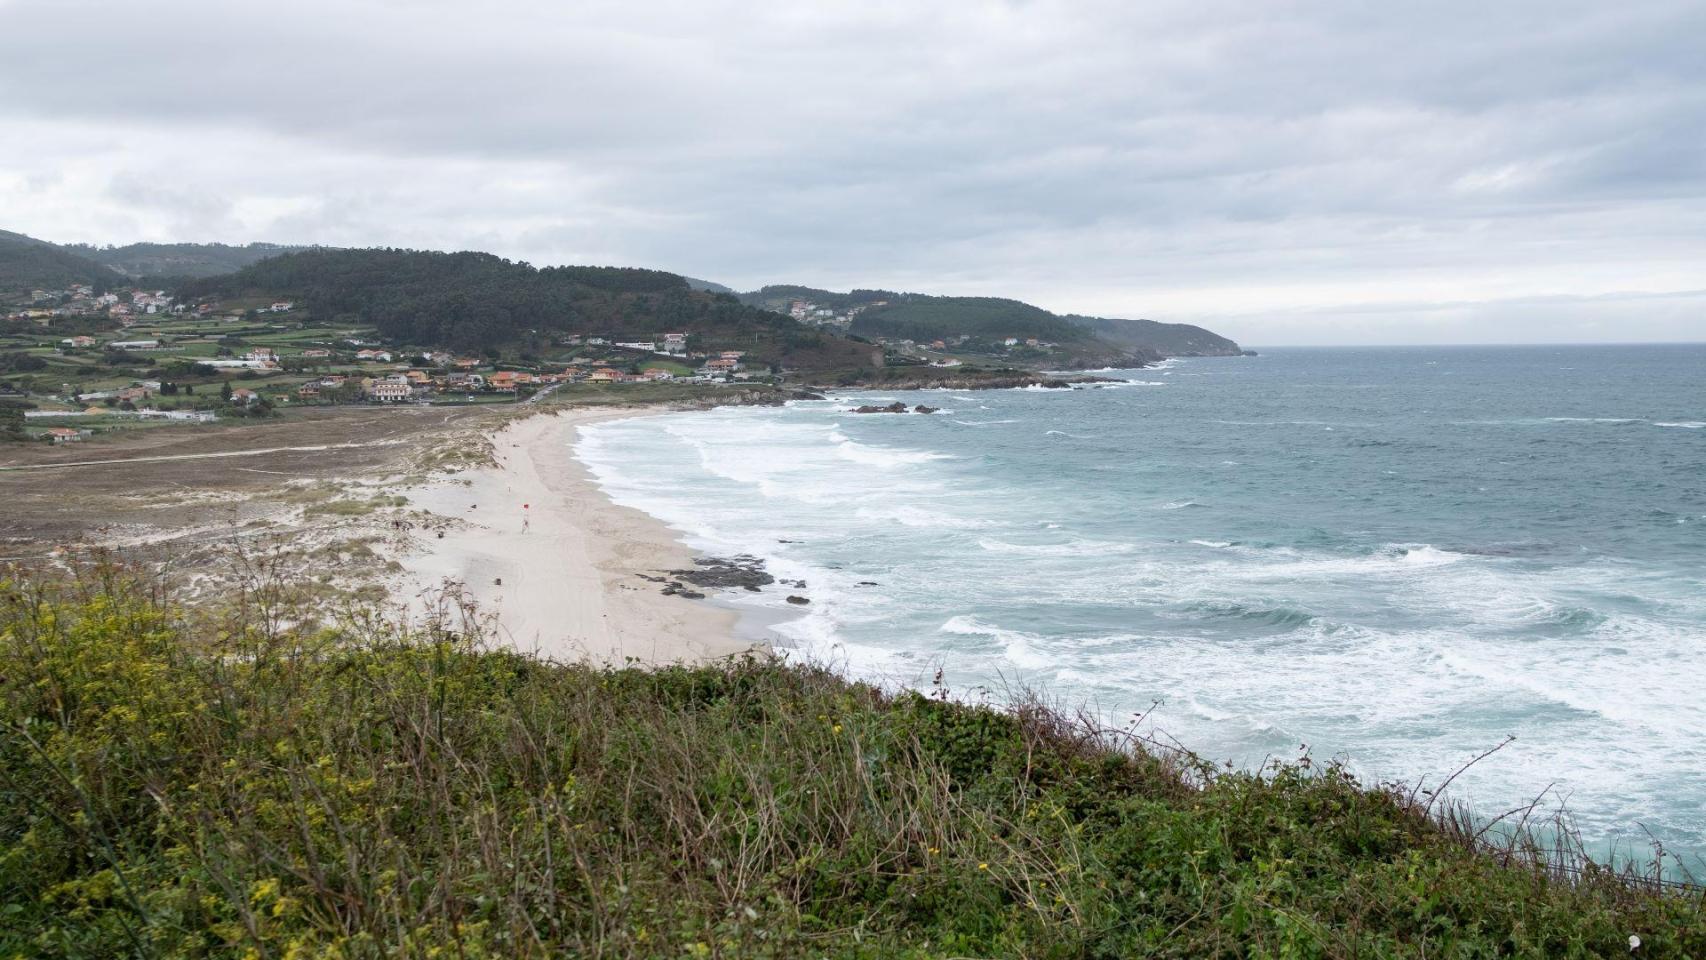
578,344,1706,862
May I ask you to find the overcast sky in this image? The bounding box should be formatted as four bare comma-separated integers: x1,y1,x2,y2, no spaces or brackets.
2,0,1703,344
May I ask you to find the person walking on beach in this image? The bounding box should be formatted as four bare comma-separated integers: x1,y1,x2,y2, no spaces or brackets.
521,503,530,534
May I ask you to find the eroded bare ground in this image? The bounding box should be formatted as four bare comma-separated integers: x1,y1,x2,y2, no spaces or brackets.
0,405,521,603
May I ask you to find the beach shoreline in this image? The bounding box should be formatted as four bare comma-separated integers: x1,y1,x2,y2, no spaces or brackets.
396,407,760,665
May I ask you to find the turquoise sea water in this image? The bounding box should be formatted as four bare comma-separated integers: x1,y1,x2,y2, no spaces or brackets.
578,344,1706,862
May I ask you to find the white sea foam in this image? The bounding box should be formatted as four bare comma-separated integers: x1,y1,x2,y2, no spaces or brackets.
1396,544,1463,565
976,537,1135,557
940,615,1052,670
831,436,952,467
573,362,1706,859
859,505,990,529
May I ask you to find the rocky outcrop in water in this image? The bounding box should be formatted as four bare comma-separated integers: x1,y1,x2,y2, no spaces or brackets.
822,372,1117,391
849,402,946,414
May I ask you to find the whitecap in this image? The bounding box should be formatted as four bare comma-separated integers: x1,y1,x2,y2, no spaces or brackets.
939,615,1051,670
976,537,1134,557
830,434,952,467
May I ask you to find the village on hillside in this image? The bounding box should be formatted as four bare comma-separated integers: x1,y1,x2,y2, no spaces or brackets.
779,295,1062,368
2,285,763,444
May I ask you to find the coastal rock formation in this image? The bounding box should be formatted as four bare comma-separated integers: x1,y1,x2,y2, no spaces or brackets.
669,555,774,592
850,402,945,414
821,373,1115,392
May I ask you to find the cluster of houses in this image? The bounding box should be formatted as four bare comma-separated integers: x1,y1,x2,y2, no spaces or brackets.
558,332,690,356
873,333,1053,363
9,285,183,325
786,300,883,330
301,348,749,404
8,288,297,328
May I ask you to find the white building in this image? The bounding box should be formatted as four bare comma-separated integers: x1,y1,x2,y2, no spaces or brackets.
367,379,413,402
199,359,279,370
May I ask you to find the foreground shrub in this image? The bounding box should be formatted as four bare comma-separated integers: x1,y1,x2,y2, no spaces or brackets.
1,572,1701,957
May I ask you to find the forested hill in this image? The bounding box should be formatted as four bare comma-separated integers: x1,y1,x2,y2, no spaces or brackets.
742,285,894,312
740,283,1244,357
0,229,116,293
2,229,313,293
855,295,1095,344
180,248,880,369
1071,315,1244,357
64,241,315,279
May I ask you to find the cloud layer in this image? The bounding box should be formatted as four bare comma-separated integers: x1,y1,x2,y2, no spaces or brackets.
3,0,1703,343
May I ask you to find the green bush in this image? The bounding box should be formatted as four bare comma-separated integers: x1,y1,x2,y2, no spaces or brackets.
1,570,1700,957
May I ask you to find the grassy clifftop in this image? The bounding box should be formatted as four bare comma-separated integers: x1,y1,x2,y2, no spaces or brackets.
1,570,1700,957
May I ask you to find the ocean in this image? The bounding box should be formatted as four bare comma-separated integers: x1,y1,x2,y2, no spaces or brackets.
577,344,1706,863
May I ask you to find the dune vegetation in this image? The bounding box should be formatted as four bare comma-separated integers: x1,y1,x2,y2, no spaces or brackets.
2,564,1701,958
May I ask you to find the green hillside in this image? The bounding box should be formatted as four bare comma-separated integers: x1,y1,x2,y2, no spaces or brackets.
1072,314,1244,357
740,284,1243,358
0,229,115,295
180,248,880,371
853,295,1093,343
741,284,893,312
64,241,313,279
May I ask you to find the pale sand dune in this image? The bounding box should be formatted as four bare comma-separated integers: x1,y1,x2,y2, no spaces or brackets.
399,408,754,665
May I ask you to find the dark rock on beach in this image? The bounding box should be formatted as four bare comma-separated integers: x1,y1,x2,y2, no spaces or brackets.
786,595,810,605
852,402,910,414
668,555,775,592
913,405,939,414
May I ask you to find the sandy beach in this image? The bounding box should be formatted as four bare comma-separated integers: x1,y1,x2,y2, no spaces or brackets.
398,407,754,665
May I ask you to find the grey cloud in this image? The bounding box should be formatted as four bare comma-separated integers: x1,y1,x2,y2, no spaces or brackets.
0,0,1702,344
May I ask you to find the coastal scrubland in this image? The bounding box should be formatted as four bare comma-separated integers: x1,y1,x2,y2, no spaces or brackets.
3,565,1701,958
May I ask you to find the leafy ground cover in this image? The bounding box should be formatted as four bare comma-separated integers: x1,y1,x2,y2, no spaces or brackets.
2,568,1700,957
